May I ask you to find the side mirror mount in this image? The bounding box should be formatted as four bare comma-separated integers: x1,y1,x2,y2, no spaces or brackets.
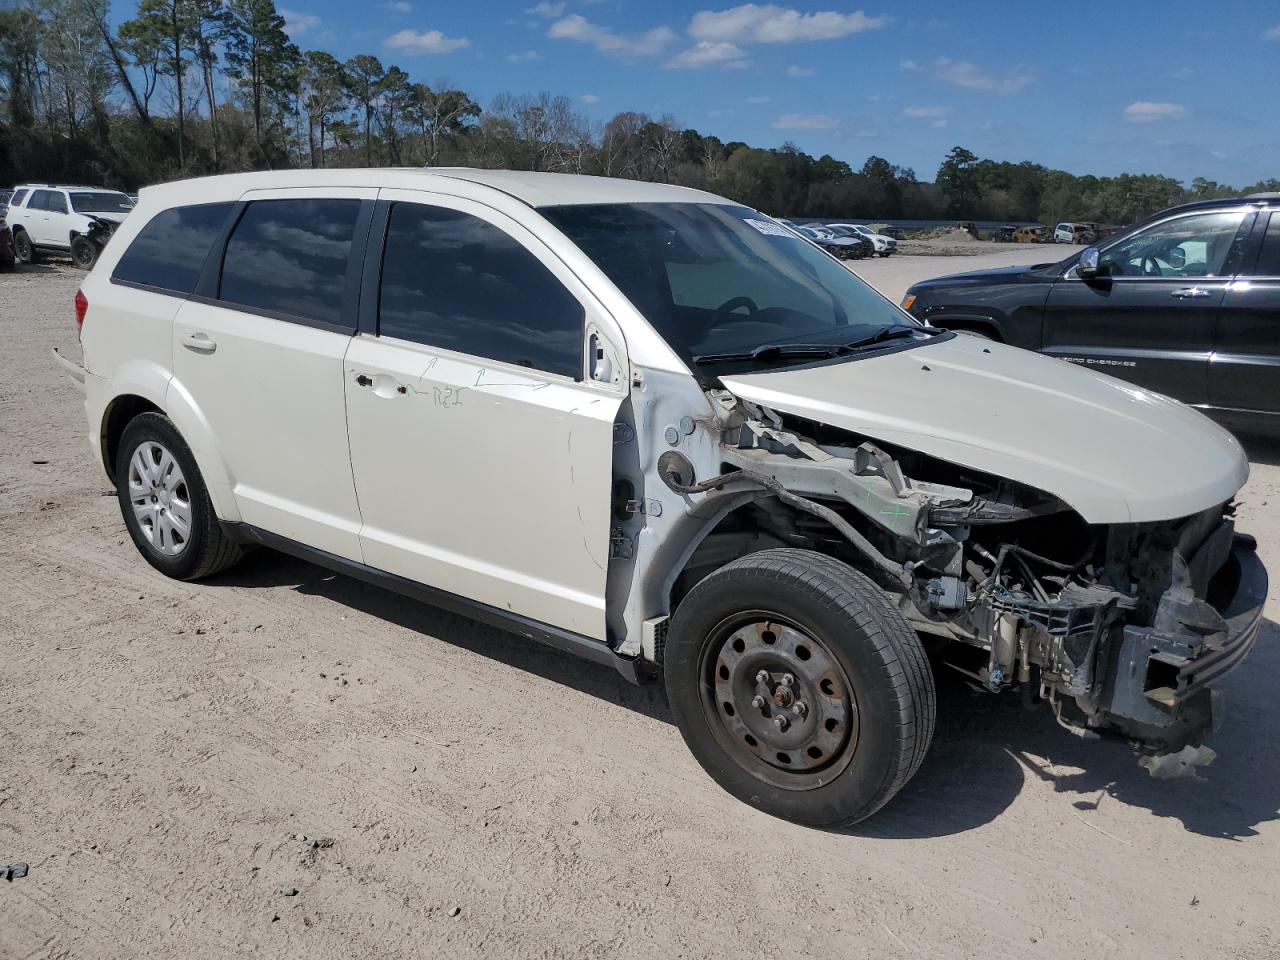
1078,246,1100,279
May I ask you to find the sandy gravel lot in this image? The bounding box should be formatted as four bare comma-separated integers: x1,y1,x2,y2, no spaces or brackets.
2,258,1277,960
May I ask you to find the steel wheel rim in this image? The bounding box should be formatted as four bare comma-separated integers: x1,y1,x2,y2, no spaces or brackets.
127,441,192,557
699,614,859,791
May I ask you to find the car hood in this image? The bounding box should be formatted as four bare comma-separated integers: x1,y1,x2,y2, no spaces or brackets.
912,263,1050,288
720,335,1248,524
79,211,129,224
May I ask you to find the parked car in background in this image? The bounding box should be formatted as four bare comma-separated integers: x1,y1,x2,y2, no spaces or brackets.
902,194,1280,424
60,169,1267,827
1,188,12,215
796,224,866,259
1054,222,1097,244
828,222,896,257
811,224,875,258
993,225,1017,242
0,220,14,270
6,184,133,268
1013,225,1049,243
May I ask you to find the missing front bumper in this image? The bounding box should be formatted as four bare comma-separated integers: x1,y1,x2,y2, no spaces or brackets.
1101,535,1268,750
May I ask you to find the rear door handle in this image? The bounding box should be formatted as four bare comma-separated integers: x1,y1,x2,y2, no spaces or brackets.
182,332,217,353
1171,286,1211,299
355,374,373,386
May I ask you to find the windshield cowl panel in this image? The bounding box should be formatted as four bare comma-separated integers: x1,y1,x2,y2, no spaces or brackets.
541,202,927,377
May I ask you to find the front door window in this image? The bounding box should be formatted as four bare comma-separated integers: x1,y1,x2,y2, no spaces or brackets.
1096,211,1248,278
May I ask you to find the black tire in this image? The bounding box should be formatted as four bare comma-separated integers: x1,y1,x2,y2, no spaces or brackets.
665,549,935,827
13,229,35,264
115,412,243,581
71,236,99,270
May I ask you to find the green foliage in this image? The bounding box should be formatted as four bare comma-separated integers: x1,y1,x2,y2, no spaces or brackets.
0,0,1270,225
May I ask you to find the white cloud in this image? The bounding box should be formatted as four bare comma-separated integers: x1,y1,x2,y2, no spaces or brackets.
689,4,885,43
505,49,542,62
527,1,565,17
773,112,838,130
746,95,772,103
1122,100,1186,123
666,41,749,69
1264,24,1280,40
380,1,411,11
932,57,1032,93
903,105,948,119
384,28,471,53
580,93,600,104
931,119,947,128
899,58,924,71
785,64,813,77
281,8,320,33
548,14,677,57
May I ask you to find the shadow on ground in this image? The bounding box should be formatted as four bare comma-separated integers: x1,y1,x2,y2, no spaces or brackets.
214,550,1280,843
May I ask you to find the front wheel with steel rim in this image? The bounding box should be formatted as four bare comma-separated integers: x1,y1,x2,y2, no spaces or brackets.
665,549,935,826
116,412,243,580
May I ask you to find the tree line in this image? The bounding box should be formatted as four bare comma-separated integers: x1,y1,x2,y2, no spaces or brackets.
2,0,1276,225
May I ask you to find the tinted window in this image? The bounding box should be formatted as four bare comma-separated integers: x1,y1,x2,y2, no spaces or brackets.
43,191,68,213
10,189,28,207
30,190,54,212
71,192,133,214
219,198,361,326
113,202,234,295
1097,210,1248,279
1254,212,1280,277
378,203,584,378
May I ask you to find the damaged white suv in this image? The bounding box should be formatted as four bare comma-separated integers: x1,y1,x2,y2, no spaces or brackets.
62,170,1268,826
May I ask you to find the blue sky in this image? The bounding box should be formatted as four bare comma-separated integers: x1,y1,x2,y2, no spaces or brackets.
246,0,1277,184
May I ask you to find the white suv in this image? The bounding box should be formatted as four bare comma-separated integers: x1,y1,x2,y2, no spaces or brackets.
829,222,897,256
7,184,133,268
60,169,1267,826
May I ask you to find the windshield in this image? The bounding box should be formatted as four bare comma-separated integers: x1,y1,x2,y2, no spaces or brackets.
70,192,132,214
542,202,922,374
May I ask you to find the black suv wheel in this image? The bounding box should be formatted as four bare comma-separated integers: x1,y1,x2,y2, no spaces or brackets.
665,549,935,826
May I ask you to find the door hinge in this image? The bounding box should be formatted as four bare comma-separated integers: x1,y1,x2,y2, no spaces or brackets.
623,498,663,518
609,529,635,560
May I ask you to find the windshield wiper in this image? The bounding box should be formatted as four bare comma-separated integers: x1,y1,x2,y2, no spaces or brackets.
841,324,938,351
692,342,845,366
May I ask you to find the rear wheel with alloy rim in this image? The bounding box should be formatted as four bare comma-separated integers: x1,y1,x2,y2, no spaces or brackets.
116,412,243,580
665,549,935,826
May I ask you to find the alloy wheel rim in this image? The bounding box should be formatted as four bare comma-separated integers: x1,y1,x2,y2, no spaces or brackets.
701,616,859,791
127,441,192,557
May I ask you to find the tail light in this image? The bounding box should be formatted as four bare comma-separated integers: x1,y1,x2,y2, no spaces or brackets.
75,289,88,339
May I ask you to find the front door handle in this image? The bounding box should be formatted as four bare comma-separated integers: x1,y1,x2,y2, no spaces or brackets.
182,332,217,353
1171,286,1211,299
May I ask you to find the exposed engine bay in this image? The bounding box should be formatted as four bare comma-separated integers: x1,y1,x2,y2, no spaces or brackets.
646,390,1268,762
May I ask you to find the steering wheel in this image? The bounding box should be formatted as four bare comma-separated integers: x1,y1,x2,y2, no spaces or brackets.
713,296,759,324
1141,255,1163,277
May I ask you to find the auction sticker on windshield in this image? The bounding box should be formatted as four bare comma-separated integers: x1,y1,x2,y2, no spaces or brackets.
743,218,795,238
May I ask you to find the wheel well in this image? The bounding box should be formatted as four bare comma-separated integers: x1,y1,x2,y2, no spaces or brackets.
102,395,163,481
940,318,1004,341
669,498,860,612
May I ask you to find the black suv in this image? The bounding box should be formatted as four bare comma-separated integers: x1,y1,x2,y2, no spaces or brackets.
902,195,1280,424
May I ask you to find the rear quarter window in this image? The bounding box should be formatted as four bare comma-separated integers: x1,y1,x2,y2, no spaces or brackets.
112,202,235,295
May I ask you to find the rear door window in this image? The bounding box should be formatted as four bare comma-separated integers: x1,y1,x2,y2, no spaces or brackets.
377,202,584,379
30,190,55,211
218,198,362,327
112,202,234,295
1251,212,1280,277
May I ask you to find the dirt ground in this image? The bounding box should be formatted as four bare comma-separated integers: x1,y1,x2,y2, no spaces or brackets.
2,258,1278,960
